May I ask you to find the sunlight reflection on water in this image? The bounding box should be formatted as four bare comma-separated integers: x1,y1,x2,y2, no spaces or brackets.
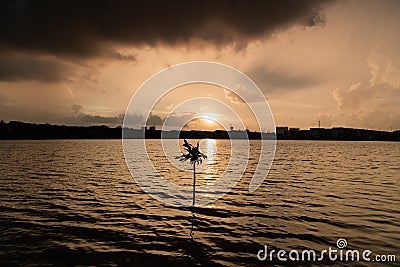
0,140,399,266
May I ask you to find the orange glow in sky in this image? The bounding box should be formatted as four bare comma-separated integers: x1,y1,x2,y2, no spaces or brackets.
0,1,399,131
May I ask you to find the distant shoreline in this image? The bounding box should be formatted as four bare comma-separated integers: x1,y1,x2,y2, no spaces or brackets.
1,121,399,141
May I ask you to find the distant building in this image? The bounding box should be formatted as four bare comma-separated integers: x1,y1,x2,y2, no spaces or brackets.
310,127,327,138
276,126,289,139
276,126,288,134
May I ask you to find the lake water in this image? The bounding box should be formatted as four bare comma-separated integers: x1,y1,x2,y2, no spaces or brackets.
0,140,398,266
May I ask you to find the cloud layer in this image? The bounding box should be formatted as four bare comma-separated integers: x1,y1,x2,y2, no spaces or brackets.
0,0,329,57
1,0,399,130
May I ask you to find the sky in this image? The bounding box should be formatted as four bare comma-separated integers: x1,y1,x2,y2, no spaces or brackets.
0,0,399,131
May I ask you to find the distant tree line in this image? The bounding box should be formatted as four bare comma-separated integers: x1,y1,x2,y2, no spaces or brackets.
0,120,399,141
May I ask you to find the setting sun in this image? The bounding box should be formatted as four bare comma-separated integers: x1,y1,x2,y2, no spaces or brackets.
182,115,224,131
202,114,218,124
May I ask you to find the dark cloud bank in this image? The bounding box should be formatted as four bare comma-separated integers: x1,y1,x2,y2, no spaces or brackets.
1,0,330,58
0,0,331,83
0,53,70,82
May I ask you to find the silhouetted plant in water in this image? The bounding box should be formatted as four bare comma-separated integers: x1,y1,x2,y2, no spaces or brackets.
176,139,207,206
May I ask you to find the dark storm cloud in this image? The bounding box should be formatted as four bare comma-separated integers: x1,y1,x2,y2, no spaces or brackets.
79,113,123,124
146,113,163,126
0,53,70,82
71,104,83,115
248,64,325,93
0,0,330,57
107,51,137,62
163,112,198,128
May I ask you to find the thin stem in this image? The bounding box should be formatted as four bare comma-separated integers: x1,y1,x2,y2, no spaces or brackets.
192,163,196,206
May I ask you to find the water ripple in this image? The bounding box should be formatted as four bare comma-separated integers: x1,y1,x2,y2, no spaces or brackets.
0,140,399,266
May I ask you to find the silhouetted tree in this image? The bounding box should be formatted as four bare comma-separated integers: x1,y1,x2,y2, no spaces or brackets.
176,139,207,206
